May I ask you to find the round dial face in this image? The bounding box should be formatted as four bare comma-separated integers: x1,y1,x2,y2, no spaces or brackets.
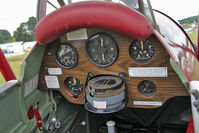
129,40,155,64
86,32,118,67
64,77,83,98
138,80,156,97
56,43,78,68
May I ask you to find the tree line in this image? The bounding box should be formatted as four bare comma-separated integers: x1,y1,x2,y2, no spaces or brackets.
0,16,36,44
178,15,198,24
0,15,198,44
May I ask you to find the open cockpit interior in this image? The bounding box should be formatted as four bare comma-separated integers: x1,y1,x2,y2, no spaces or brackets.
1,0,199,133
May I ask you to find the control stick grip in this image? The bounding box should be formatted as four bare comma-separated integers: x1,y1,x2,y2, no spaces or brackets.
106,120,116,133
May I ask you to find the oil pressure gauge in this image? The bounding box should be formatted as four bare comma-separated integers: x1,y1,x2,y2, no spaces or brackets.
129,40,155,64
138,80,156,97
64,77,83,98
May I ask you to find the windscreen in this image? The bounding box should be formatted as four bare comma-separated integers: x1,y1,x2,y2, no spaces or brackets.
46,0,140,15
154,10,196,63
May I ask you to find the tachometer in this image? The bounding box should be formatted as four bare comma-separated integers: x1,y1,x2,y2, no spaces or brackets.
56,43,78,68
129,40,155,64
86,32,118,67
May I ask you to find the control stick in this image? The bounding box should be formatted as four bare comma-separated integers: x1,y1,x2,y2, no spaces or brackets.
106,120,116,133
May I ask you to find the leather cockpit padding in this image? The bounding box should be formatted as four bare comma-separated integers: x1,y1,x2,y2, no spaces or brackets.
34,1,153,44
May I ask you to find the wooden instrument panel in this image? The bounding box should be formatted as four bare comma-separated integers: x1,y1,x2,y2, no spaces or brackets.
38,28,189,108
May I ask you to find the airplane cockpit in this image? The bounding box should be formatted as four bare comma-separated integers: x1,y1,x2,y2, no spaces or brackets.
1,0,199,133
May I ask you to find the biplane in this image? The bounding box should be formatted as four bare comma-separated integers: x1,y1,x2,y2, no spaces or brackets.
0,0,199,133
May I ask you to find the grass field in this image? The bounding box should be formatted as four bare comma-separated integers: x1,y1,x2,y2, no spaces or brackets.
188,30,197,45
0,53,26,85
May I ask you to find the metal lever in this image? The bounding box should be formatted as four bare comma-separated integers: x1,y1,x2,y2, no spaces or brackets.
45,91,61,133
33,102,43,131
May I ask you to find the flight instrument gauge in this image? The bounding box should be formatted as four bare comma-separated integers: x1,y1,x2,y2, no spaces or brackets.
129,40,155,64
64,77,83,98
86,32,118,67
138,80,156,97
56,43,78,68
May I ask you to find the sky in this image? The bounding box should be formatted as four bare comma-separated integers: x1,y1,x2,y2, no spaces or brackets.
0,0,198,35
151,0,199,21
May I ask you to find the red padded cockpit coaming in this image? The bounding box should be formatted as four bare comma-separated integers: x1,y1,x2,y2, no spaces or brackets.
34,1,153,44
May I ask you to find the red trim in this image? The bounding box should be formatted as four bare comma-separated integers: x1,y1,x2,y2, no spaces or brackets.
33,102,43,131
197,13,199,60
186,117,194,133
64,87,73,97
0,48,16,81
34,1,153,44
169,43,198,59
27,105,34,120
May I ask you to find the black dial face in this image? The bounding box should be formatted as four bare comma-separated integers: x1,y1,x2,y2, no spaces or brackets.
129,40,155,64
64,77,83,98
138,80,156,97
56,43,78,68
86,32,118,67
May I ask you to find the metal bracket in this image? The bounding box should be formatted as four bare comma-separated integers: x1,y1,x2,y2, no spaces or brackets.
45,90,61,133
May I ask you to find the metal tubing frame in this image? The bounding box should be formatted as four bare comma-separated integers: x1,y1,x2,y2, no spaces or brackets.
0,48,16,81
